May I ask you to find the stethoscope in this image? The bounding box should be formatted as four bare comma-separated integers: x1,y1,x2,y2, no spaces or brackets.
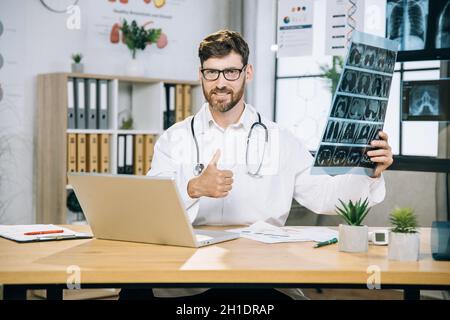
191,110,269,178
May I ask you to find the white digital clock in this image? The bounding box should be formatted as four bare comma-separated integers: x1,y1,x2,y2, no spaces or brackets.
369,229,389,245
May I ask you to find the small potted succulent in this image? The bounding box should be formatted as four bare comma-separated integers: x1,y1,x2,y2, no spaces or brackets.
388,208,420,261
71,53,83,73
336,198,370,253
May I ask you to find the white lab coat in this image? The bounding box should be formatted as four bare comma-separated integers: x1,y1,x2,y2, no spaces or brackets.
147,103,386,299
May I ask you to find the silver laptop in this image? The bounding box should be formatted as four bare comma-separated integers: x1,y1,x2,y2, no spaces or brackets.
68,173,239,248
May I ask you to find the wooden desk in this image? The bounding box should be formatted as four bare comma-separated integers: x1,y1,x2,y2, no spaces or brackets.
1,226,449,300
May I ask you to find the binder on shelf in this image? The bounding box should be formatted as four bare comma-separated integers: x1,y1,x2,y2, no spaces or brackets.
67,78,76,129
67,133,77,173
169,85,176,126
86,79,98,129
143,134,155,174
134,134,144,175
163,84,169,129
97,80,109,129
164,84,176,129
74,78,86,129
76,134,87,173
183,84,192,118
125,134,134,174
175,84,184,122
117,135,126,174
98,134,110,173
87,134,98,173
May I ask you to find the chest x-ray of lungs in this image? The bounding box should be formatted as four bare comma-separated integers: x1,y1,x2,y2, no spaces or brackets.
387,0,428,50
436,1,450,49
409,85,439,116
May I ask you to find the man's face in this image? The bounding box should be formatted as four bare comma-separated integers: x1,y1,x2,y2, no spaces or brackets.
199,51,253,113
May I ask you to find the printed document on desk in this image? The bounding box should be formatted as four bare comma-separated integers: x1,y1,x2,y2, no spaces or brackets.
227,221,338,244
0,224,92,243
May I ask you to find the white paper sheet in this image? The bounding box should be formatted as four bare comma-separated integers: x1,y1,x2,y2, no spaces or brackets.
277,0,314,57
227,221,338,244
0,224,91,242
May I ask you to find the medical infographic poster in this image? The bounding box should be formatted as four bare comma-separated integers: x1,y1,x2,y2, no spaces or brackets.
277,0,314,57
312,31,398,176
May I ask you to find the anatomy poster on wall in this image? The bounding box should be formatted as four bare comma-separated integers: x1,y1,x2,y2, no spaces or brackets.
313,31,398,176
277,0,314,57
86,0,199,57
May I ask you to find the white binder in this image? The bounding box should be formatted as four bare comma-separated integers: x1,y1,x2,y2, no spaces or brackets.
86,79,97,129
125,134,134,174
117,135,125,174
98,80,108,129
74,78,86,129
67,78,76,129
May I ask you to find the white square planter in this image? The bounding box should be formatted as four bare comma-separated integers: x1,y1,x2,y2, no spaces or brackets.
388,232,420,261
125,58,145,76
338,224,368,253
71,63,84,73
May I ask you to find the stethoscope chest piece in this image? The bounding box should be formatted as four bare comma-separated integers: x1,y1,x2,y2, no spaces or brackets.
193,163,204,176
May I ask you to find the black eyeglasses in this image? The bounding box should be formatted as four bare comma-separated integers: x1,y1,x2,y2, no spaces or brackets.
201,65,247,81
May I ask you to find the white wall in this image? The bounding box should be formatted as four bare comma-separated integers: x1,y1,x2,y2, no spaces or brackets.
0,0,233,224
243,0,277,120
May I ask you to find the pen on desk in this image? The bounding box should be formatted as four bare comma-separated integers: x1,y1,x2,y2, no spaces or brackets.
37,234,77,240
24,229,65,236
313,237,338,248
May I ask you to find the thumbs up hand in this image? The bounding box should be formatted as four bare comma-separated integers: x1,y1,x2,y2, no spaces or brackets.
187,149,234,198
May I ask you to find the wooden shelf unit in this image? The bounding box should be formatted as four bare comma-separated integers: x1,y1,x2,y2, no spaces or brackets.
36,72,203,223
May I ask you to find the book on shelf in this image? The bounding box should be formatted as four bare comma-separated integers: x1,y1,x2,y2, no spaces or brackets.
183,84,192,118
175,84,184,123
67,133,77,174
98,134,110,173
164,83,193,129
87,134,98,173
134,134,144,175
76,134,87,173
143,134,155,174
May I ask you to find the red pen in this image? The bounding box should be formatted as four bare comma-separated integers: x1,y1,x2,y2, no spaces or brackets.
24,229,65,236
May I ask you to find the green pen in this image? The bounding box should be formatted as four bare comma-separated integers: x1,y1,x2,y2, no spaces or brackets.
313,237,338,248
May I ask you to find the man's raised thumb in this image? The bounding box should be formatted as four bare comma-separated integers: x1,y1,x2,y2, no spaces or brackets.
209,149,221,167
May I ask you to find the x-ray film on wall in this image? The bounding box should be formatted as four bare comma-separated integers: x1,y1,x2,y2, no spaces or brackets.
386,0,450,61
402,79,450,121
312,31,399,176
